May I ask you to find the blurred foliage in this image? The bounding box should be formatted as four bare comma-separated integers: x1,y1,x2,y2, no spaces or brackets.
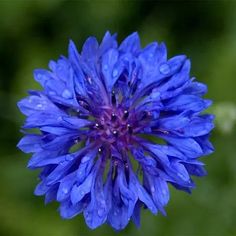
0,0,236,235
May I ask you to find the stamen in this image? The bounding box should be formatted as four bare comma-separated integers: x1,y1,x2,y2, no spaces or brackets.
111,90,116,105
113,130,118,137
111,113,117,122
127,124,133,134
123,110,129,119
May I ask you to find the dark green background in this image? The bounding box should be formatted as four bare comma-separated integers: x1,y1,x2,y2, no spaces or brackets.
0,0,235,235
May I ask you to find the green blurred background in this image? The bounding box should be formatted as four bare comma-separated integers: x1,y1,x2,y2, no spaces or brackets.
0,0,236,235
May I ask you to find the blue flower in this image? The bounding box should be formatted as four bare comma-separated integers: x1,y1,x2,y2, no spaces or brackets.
17,32,214,230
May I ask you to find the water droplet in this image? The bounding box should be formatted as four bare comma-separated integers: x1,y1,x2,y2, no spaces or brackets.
36,104,43,109
62,89,72,99
101,200,106,205
65,154,73,161
151,186,155,193
80,190,85,196
62,187,68,194
85,212,91,221
87,77,92,84
112,69,118,77
103,64,108,71
97,207,105,217
49,91,56,96
57,116,63,121
114,210,119,216
81,155,90,163
159,63,170,75
149,53,154,58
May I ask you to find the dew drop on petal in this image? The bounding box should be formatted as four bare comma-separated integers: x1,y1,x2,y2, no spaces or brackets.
36,104,43,109
97,207,105,217
65,154,74,161
62,89,72,99
81,155,90,163
159,63,170,75
62,187,68,194
162,189,167,195
103,64,108,71
57,116,63,121
112,69,118,77
49,91,56,96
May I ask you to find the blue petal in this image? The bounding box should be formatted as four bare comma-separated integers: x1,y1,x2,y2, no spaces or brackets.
101,48,119,92
34,69,53,87
99,31,118,55
17,94,62,116
154,177,169,207
60,200,83,219
184,82,207,95
158,112,190,130
118,167,137,217
165,94,212,112
159,59,190,93
119,32,140,54
71,169,95,204
57,171,77,202
45,185,58,204
131,202,141,228
84,173,108,229
195,135,214,155
81,37,99,69
76,150,97,184
185,163,207,177
17,135,42,153
138,42,167,88
161,136,203,158
68,40,87,97
181,116,214,137
129,171,157,214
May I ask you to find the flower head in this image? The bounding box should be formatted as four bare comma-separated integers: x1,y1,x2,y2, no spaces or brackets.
17,32,214,230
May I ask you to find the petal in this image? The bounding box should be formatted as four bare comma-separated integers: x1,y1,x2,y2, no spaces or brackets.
60,200,83,219
17,134,42,153
34,69,53,87
161,136,203,158
17,94,62,116
101,48,119,92
99,31,118,55
84,173,107,229
184,82,207,95
129,171,157,214
57,171,77,202
119,32,140,54
138,42,167,88
70,171,94,204
165,94,212,112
